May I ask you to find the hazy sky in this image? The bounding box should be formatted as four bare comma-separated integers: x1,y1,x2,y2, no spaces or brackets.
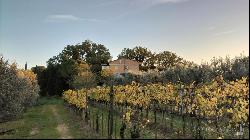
0,0,249,69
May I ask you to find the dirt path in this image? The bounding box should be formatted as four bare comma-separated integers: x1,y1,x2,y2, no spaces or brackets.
30,127,39,136
50,105,72,139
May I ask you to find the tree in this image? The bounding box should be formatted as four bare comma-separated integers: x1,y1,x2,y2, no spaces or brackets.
156,51,183,71
0,57,39,122
118,48,135,60
40,40,111,96
143,52,157,70
70,61,96,89
118,46,154,71
45,64,66,96
84,41,111,74
17,69,40,107
57,40,111,75
231,55,249,80
31,65,46,96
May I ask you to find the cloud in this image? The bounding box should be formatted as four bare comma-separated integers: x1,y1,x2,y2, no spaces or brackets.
44,14,106,23
108,0,188,21
129,0,188,7
151,0,189,4
81,18,106,23
95,0,188,8
214,30,235,36
45,14,81,22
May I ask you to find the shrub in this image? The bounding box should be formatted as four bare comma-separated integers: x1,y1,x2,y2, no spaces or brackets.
0,57,39,122
17,70,40,107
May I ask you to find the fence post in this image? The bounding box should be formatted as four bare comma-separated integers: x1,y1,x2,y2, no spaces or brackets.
85,92,90,124
101,113,104,137
154,100,157,124
108,84,114,139
114,115,116,139
95,110,99,133
180,86,186,136
120,121,126,139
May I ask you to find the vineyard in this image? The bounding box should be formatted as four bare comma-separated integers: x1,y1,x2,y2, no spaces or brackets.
63,76,249,139
1,0,249,138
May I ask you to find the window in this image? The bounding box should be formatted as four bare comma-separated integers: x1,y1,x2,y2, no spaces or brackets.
125,65,128,70
102,66,109,70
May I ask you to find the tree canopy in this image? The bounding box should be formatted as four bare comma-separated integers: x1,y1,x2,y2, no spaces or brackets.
118,46,184,71
34,40,111,96
31,40,249,96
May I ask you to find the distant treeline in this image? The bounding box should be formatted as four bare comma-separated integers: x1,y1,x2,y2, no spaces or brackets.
31,40,249,96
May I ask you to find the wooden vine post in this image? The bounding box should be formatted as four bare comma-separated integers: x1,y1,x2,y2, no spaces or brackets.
179,84,186,136
85,91,90,123
108,84,114,139
96,110,99,133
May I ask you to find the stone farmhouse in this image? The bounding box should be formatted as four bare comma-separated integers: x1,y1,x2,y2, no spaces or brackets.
102,58,141,76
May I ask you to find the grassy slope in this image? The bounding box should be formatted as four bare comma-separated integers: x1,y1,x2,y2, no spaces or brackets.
1,97,248,139
0,97,97,139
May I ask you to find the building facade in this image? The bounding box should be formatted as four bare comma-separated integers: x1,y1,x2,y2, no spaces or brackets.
102,58,141,75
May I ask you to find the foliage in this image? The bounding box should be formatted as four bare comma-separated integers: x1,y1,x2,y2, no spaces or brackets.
63,76,249,134
160,55,249,85
0,57,39,122
63,89,87,109
35,41,248,96
31,66,47,96
17,69,40,107
156,51,183,71
101,69,114,78
37,40,111,96
118,47,184,71
118,46,155,71
122,107,150,138
70,62,96,89
118,46,248,84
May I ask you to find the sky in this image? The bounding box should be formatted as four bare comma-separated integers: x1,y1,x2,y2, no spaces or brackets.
0,0,249,69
